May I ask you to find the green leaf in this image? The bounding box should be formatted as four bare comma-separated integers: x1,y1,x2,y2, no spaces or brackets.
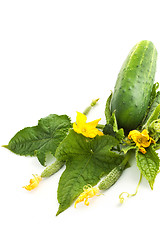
110,111,118,132
103,124,124,142
142,103,160,142
139,83,160,129
136,146,160,189
5,114,72,166
148,119,160,142
104,92,125,141
55,130,125,215
143,104,160,130
120,144,137,154
149,82,159,107
105,92,112,124
142,89,160,127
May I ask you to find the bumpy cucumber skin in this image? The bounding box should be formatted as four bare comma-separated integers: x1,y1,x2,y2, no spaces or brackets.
111,40,157,132
98,165,123,190
41,160,64,178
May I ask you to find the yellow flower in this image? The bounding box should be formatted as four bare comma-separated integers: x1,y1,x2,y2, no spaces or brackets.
23,174,42,191
74,184,100,208
73,112,103,138
128,129,155,154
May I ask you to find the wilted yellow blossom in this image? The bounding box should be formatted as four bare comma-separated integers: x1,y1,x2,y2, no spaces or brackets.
73,112,103,138
23,174,42,191
74,184,100,208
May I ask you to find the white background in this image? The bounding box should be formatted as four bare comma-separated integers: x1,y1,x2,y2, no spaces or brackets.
1,0,160,239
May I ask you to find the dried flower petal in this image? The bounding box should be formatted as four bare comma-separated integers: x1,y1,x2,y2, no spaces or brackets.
23,174,42,191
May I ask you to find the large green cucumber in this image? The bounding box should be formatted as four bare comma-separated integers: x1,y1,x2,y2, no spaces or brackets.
111,40,157,132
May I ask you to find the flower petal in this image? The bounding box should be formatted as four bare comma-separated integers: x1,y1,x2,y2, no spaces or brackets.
81,125,101,138
128,130,140,140
73,112,103,138
141,129,150,140
76,112,87,125
88,118,101,128
139,147,147,154
128,129,155,154
73,122,83,134
23,174,42,191
97,130,104,136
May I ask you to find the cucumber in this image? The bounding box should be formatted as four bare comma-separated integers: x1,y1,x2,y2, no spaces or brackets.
41,159,64,178
98,151,131,190
98,165,123,190
111,40,157,132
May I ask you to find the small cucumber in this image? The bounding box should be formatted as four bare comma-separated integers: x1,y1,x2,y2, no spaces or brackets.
98,151,131,190
41,159,64,178
111,40,157,132
98,165,123,190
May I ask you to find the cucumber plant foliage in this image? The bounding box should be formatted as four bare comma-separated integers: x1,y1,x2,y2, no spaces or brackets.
3,40,160,215
55,130,124,215
4,114,72,166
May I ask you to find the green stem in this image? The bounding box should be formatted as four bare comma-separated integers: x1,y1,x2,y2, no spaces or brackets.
130,173,142,197
119,172,142,203
83,98,100,115
121,150,132,167
97,124,105,129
